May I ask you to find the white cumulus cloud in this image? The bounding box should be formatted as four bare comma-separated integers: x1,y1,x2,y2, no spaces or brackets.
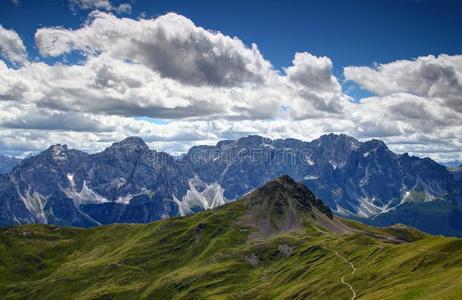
344,54,462,112
0,13,460,163
0,25,27,65
36,12,274,87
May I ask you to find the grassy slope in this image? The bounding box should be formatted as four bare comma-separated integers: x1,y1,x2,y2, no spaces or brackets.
1,200,462,300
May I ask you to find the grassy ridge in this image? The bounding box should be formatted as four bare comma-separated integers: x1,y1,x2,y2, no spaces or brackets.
1,199,462,299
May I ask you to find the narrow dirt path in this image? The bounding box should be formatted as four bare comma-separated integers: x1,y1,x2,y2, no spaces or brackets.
420,248,462,255
323,247,357,300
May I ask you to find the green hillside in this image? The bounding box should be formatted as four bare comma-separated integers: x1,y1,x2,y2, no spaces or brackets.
1,176,462,300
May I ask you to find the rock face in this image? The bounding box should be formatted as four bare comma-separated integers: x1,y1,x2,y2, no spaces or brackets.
239,175,350,236
0,134,461,235
182,134,460,218
0,138,191,226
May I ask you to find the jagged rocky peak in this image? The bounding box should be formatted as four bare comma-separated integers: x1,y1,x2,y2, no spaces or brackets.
361,138,389,151
310,133,361,168
111,137,149,150
246,175,332,217
102,137,152,160
47,144,68,153
240,175,336,236
39,144,90,164
41,144,76,163
313,133,360,149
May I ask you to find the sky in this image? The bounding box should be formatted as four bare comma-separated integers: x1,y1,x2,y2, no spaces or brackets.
0,0,461,162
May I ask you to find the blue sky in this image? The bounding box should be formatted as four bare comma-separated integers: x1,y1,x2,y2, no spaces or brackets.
2,0,462,70
0,0,461,161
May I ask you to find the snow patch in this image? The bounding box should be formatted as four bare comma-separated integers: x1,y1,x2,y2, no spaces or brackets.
67,173,75,189
21,189,46,222
10,175,47,222
329,160,338,170
173,194,192,216
116,195,132,205
335,205,352,216
174,176,228,216
64,175,109,205
306,157,315,166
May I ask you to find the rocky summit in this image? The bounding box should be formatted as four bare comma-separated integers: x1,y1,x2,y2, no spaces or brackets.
0,134,461,236
240,176,352,237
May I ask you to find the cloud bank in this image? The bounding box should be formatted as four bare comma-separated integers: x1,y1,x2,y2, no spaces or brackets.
0,12,461,162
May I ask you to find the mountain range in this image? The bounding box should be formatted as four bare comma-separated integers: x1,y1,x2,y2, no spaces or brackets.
1,176,461,299
441,160,462,168
0,134,461,236
0,155,21,175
